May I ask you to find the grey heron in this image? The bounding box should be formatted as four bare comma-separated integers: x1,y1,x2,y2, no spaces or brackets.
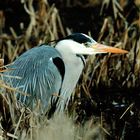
4,33,128,115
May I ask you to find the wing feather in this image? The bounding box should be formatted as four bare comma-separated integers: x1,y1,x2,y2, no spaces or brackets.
4,45,64,113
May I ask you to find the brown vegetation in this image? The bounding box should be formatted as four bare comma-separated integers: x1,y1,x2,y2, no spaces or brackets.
0,0,140,139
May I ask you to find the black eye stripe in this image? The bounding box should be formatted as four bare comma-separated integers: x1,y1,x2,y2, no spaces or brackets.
65,33,92,44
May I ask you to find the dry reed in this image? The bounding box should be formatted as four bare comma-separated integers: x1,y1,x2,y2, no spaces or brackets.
0,0,139,139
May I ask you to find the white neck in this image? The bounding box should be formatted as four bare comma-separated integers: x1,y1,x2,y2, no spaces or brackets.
55,40,85,111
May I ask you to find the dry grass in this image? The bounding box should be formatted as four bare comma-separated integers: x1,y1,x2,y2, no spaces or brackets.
0,0,140,139
0,84,105,139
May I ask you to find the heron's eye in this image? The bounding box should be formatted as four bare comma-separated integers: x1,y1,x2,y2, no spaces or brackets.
84,42,88,46
83,42,90,47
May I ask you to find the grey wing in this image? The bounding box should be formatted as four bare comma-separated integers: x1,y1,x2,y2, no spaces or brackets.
4,45,64,113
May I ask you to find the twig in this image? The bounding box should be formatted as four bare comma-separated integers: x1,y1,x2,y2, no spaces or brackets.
120,103,134,119
13,108,25,138
7,132,18,139
23,0,36,41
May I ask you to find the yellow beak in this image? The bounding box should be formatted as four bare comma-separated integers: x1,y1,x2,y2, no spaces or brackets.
91,43,128,54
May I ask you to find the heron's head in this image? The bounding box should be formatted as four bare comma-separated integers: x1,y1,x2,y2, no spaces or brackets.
61,33,128,55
